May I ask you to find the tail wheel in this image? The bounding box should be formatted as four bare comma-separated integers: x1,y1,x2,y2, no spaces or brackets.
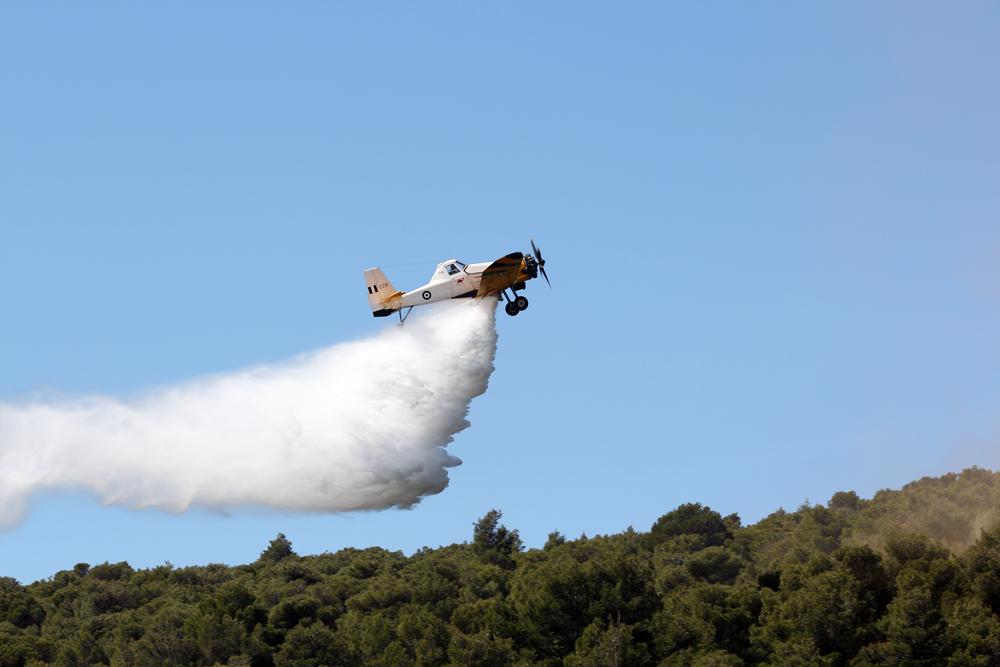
504,301,520,317
514,296,529,311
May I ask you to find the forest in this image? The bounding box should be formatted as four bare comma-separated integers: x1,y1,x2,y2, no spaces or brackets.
5,466,1000,666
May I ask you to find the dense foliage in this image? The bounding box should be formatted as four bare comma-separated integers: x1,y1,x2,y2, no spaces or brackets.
5,467,1000,666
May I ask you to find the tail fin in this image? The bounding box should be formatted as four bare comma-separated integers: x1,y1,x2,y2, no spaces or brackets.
364,267,398,316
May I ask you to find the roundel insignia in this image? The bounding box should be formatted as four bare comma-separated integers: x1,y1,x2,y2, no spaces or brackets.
422,290,432,300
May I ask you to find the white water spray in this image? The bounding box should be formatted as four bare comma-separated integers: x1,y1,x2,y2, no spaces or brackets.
0,300,498,526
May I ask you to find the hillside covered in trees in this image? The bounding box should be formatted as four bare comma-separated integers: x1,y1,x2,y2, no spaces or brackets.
5,467,1000,666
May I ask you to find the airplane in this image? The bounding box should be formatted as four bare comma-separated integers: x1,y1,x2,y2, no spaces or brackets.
364,239,550,323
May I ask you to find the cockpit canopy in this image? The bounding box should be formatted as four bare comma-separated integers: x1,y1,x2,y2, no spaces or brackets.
431,259,467,281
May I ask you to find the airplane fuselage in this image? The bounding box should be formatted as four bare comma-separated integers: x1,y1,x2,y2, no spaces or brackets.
395,260,493,308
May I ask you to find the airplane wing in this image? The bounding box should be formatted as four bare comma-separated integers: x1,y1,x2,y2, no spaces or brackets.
476,252,523,297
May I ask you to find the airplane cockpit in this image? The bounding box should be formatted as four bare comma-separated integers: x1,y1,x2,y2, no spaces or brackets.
432,259,467,280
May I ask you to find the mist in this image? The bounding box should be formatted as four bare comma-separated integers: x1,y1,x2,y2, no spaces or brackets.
0,300,498,526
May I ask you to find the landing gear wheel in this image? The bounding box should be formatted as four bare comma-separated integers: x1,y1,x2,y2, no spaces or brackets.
514,295,529,311
504,301,520,317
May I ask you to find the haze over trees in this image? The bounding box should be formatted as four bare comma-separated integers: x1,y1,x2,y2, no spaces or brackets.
4,467,1000,666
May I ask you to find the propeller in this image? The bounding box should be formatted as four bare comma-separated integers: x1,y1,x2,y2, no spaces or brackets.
530,238,550,286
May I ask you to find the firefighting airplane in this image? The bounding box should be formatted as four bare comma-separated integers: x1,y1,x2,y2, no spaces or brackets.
364,239,550,323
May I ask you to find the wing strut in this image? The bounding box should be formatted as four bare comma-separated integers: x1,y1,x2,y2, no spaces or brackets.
398,306,414,326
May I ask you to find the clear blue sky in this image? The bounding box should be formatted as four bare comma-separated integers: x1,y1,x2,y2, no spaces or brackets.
2,3,999,583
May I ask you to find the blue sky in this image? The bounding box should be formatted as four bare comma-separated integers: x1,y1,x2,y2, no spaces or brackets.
2,2,999,583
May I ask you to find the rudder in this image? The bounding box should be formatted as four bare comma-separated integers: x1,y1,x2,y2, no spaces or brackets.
364,268,397,315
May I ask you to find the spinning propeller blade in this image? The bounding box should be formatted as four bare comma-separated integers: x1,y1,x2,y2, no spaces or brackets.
530,238,550,287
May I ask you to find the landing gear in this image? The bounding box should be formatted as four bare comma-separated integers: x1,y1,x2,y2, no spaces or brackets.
502,289,529,317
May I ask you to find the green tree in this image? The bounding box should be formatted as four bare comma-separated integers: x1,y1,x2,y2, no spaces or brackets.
943,597,1000,665
963,525,1000,615
752,558,867,663
511,536,657,661
274,623,357,667
395,605,451,665
655,584,759,662
260,533,297,563
0,578,44,629
447,630,516,666
649,504,732,550
565,618,649,667
867,574,944,665
473,510,522,569
116,603,201,667
0,622,54,667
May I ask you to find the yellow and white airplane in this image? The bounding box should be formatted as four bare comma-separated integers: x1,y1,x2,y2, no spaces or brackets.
365,240,550,322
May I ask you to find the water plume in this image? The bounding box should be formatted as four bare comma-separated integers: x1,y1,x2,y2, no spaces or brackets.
0,300,498,526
